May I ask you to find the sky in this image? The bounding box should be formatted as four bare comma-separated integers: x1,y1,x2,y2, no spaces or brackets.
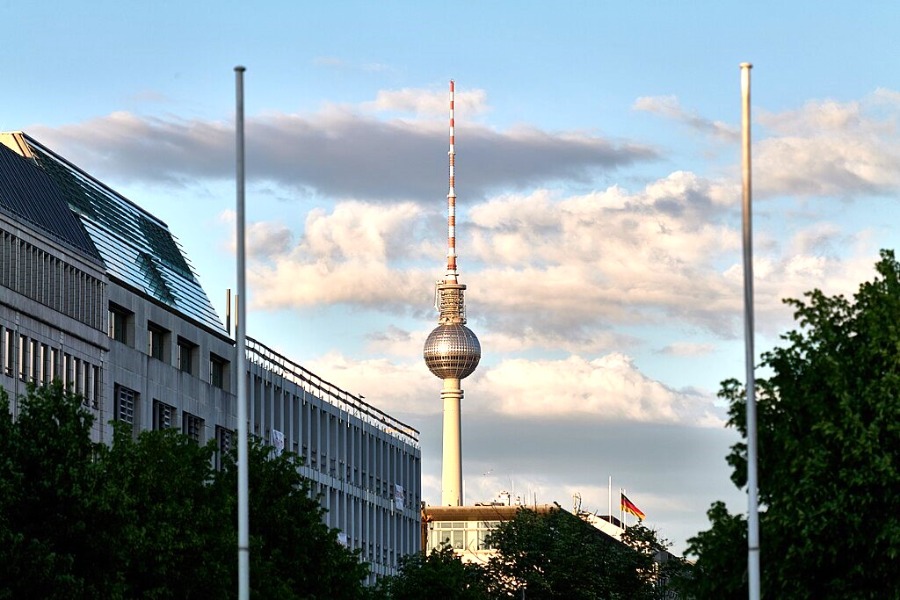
4,1,900,554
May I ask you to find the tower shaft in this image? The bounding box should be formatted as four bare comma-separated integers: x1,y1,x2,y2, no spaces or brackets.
441,378,463,506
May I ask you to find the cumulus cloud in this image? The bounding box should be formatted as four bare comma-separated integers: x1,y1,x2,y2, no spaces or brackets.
246,200,435,310
634,91,900,202
753,95,900,199
28,88,656,203
304,351,436,416
230,163,885,350
361,86,490,117
478,353,723,426
465,174,746,341
305,348,722,427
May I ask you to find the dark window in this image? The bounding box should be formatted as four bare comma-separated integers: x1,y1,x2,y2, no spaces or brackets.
177,338,195,374
215,426,234,470
152,400,176,430
183,412,204,442
108,303,132,344
210,354,228,390
115,385,137,427
148,323,168,361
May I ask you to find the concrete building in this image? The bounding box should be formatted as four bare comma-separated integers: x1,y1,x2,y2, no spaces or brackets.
0,131,421,580
422,500,625,565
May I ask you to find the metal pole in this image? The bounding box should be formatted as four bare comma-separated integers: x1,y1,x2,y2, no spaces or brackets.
235,65,250,600
740,61,761,600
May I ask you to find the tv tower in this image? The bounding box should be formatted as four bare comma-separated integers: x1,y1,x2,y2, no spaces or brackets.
423,80,482,506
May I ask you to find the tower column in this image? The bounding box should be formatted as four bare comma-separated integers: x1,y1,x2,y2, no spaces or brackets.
441,377,463,506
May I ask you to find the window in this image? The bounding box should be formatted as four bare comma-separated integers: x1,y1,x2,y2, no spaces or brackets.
147,323,168,361
2,328,12,376
108,303,132,345
176,337,196,374
115,385,138,428
152,400,176,430
215,426,234,470
210,353,228,390
451,529,465,550
183,412,204,442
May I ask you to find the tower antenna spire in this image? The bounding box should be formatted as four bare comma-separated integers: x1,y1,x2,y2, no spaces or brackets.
423,80,482,506
447,79,458,281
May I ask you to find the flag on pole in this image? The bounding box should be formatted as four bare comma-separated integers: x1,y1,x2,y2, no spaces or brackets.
621,493,645,520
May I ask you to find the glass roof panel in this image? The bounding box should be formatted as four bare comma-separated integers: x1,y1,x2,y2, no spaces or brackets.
21,135,227,335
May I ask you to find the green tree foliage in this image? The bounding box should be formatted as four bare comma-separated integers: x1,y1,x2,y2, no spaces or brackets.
97,425,232,599
620,522,688,599
0,382,369,599
683,250,900,599
483,507,675,600
213,438,370,599
0,382,109,599
376,508,680,600
374,544,491,600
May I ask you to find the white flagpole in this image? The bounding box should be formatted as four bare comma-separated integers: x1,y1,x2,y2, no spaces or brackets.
235,65,250,600
608,476,612,526
740,61,761,600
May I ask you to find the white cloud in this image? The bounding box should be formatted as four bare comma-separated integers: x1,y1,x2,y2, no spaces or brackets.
754,96,900,199
657,342,717,357
633,95,738,141
362,86,490,117
304,351,436,416
29,90,651,203
478,353,723,427
246,200,434,310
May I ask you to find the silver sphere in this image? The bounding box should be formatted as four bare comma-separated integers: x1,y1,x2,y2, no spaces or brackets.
423,323,481,379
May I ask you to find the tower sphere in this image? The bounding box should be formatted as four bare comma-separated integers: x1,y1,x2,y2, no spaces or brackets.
423,323,481,379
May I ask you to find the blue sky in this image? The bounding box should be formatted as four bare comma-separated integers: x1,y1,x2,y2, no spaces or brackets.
4,1,900,553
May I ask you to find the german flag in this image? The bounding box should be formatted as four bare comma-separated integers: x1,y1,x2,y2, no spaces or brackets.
620,493,645,520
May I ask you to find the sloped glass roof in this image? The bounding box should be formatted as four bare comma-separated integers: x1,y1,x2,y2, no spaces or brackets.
0,142,101,260
11,133,227,336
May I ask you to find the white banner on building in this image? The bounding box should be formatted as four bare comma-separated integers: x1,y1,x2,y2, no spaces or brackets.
394,484,405,510
272,429,285,457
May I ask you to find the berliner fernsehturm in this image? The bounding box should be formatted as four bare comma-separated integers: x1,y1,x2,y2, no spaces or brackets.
423,80,481,507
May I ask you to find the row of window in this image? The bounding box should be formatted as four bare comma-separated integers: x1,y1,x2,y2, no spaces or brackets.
0,230,105,329
114,384,232,466
107,303,229,389
0,326,101,407
320,483,412,569
429,521,501,552
251,376,416,490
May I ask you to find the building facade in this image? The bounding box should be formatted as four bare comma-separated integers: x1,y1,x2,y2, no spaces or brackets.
0,131,420,580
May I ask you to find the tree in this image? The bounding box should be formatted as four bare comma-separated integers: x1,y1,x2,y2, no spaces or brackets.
483,507,671,599
96,425,233,599
0,382,370,599
0,382,106,599
683,250,900,598
213,438,371,599
374,544,490,600
620,523,688,599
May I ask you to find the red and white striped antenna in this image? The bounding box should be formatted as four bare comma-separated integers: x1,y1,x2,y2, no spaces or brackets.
446,79,458,282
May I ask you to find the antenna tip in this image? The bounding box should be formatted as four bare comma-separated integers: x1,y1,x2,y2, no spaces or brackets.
234,65,246,72
739,62,753,69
